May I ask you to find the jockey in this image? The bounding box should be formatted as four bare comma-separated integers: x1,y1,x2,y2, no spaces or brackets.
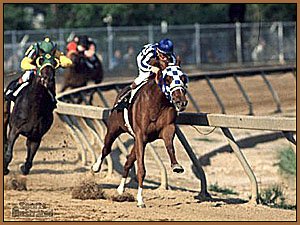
134,38,177,88
4,37,72,102
115,38,177,108
76,35,98,69
66,35,79,58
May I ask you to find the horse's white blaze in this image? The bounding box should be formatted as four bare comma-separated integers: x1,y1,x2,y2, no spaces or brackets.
91,154,102,172
117,177,127,195
137,186,144,206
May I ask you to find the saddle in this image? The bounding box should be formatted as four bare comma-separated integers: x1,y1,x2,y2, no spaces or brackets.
5,80,57,107
112,80,148,137
113,80,147,111
5,81,30,102
78,54,99,70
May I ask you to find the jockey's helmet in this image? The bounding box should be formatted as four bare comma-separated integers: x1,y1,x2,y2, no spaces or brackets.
157,39,174,55
39,37,56,54
78,35,89,48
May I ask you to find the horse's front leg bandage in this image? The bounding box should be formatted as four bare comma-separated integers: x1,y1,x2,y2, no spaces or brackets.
91,154,103,173
137,186,145,208
117,177,127,195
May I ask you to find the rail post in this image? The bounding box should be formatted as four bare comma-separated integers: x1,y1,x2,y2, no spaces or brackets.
175,125,211,199
235,22,243,64
278,22,285,64
221,127,259,204
195,23,201,67
233,74,254,115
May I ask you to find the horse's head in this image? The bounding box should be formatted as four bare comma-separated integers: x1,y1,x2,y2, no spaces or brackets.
35,48,59,89
158,64,189,112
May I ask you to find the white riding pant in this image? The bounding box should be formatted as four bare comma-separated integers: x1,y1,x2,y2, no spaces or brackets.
21,70,34,82
133,70,151,86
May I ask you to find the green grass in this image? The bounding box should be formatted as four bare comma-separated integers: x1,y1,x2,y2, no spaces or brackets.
277,148,296,176
209,183,238,195
259,185,296,210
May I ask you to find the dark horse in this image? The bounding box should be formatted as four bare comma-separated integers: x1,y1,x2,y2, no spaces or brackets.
91,60,189,207
60,52,103,92
4,56,57,176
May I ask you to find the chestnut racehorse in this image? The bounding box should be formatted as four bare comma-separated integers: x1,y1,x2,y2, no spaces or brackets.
92,60,189,207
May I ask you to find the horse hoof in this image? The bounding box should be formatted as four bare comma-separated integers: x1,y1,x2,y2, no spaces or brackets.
19,164,29,175
91,165,100,173
172,164,184,173
137,203,146,208
4,168,10,176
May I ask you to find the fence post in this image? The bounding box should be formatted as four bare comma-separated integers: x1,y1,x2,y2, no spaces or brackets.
195,23,201,67
175,125,211,199
278,22,285,64
58,28,65,50
11,30,18,71
235,22,243,64
148,25,154,43
221,127,259,204
107,24,113,70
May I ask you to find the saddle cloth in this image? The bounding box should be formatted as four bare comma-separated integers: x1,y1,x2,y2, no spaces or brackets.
15,82,30,97
7,81,56,109
123,80,148,137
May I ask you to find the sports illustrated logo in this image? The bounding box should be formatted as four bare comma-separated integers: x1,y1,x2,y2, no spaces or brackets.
11,202,53,218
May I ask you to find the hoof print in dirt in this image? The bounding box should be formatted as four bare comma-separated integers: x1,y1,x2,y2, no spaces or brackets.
5,176,27,191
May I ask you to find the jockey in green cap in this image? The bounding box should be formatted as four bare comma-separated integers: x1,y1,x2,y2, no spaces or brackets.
5,37,72,101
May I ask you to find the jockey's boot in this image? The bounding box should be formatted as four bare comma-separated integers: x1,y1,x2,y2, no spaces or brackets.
4,80,21,102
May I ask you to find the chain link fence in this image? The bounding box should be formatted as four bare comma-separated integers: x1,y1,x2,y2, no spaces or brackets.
4,22,296,73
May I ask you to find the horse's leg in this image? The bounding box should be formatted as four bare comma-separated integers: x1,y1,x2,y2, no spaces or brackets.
88,90,97,105
4,126,20,175
135,130,147,208
117,148,136,195
20,138,41,175
91,121,123,173
161,124,184,173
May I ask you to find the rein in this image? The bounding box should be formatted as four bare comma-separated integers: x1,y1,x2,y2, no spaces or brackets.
191,125,216,136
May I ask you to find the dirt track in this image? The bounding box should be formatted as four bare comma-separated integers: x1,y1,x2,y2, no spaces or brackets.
4,71,296,221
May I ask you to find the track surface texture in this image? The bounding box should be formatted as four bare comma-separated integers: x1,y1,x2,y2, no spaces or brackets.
4,71,296,221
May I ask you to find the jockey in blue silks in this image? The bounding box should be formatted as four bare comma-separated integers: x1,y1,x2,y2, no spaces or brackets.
115,38,178,108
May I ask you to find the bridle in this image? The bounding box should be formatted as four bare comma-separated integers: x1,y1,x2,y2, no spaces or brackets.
159,65,189,104
35,53,59,88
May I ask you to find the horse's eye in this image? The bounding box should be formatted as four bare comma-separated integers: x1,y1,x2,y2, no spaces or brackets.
39,58,44,65
165,76,172,85
53,60,58,68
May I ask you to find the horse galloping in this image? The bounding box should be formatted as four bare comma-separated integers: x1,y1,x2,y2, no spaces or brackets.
60,52,103,92
4,50,59,175
91,60,189,207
